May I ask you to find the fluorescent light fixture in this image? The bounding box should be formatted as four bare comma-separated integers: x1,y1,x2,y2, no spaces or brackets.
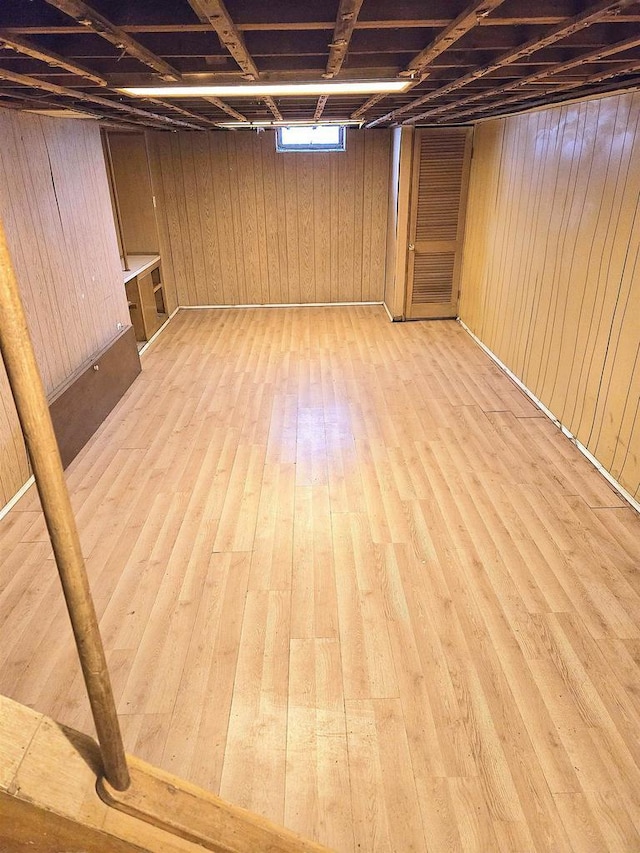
119,80,410,98
218,119,363,128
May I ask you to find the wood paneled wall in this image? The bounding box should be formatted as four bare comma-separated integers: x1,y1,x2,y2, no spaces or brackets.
0,365,28,506
384,127,402,312
0,109,130,506
107,132,159,255
460,92,640,499
148,129,391,307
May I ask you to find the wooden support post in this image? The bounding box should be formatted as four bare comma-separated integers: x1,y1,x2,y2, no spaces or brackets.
0,221,130,792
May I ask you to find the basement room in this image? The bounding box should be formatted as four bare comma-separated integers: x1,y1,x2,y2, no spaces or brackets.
0,1,639,851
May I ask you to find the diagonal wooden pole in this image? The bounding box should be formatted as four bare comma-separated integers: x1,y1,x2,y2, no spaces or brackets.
0,221,130,791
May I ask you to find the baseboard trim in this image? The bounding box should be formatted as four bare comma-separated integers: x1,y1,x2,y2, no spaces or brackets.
0,476,36,523
458,318,640,515
179,301,384,310
139,306,180,356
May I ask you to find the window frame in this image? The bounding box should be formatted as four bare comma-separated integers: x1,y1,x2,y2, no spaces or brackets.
275,125,346,153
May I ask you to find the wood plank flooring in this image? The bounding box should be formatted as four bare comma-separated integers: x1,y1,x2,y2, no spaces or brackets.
1,306,639,852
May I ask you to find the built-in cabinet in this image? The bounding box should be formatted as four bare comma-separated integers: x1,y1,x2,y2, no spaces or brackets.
103,130,166,343
123,255,167,342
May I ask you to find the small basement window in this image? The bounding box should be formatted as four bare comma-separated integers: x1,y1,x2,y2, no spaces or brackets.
276,125,346,152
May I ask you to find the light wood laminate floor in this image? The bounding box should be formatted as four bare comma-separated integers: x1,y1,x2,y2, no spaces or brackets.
1,306,640,852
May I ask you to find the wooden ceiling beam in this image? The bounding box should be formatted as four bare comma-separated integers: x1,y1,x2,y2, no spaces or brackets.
437,58,640,122
0,91,148,129
38,0,247,129
324,0,365,78
3,6,640,36
0,30,108,86
408,33,640,122
0,31,219,130
1,3,637,127
314,0,365,121
351,92,386,119
145,99,224,128
264,96,283,120
187,0,282,120
351,0,508,120
367,0,637,126
187,0,259,79
42,0,181,81
404,0,508,76
0,66,203,129
202,96,247,121
313,96,328,121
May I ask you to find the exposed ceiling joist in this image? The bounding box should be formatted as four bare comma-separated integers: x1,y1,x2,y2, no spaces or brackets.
0,91,145,129
187,0,283,120
38,0,245,127
146,99,223,128
4,11,640,36
314,0,365,121
324,0,365,79
409,33,640,123
0,29,107,86
313,95,328,122
0,67,203,129
368,0,638,127
436,58,640,123
187,0,258,79
43,0,182,81
0,32,217,130
202,96,247,122
264,97,283,121
406,0,508,77
0,2,638,130
351,0,508,120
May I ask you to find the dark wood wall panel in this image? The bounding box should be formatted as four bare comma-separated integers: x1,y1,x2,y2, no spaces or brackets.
148,129,391,307
460,91,640,499
49,326,141,469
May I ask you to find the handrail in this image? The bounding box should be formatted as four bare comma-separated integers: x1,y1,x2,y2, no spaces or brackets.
1,692,333,851
0,220,130,791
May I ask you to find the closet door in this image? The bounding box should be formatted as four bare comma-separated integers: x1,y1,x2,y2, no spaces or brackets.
406,128,472,319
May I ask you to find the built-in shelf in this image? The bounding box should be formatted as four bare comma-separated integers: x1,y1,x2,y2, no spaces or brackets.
123,254,167,342
122,254,160,284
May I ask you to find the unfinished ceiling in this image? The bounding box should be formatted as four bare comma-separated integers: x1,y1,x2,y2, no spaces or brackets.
0,0,640,130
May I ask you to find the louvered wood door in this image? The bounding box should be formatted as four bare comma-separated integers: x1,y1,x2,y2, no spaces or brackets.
406,128,472,319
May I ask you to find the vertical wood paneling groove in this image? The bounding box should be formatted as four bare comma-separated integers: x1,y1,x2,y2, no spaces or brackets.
149,130,390,307
0,109,130,506
178,135,198,307
148,134,177,314
107,133,158,256
330,156,340,303
298,154,315,304
460,91,640,498
255,140,270,306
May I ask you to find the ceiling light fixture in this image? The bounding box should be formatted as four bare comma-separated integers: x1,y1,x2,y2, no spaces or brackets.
119,80,411,98
218,119,364,128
